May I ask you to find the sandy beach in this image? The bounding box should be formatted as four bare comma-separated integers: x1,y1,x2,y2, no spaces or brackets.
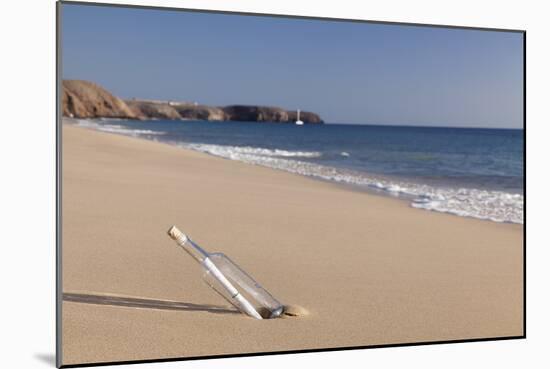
61,122,523,365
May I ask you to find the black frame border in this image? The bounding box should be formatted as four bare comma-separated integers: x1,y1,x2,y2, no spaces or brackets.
56,1,526,367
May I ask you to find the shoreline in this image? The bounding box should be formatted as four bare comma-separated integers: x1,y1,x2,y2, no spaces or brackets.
64,118,524,224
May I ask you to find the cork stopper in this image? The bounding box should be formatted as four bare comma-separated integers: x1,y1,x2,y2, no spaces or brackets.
167,225,188,244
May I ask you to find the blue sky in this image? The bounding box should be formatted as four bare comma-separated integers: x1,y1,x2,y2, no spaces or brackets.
61,4,524,128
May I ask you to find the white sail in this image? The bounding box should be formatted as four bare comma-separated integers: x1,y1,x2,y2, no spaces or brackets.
295,109,304,125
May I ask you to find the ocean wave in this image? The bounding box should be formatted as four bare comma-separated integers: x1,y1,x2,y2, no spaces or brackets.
183,143,523,224
74,119,166,136
184,143,322,158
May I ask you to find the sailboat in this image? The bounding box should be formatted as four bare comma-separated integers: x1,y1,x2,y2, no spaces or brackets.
295,109,304,125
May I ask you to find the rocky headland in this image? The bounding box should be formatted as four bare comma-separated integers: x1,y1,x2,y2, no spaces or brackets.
62,80,324,124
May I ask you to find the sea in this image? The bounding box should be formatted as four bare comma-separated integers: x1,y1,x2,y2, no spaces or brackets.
73,119,524,224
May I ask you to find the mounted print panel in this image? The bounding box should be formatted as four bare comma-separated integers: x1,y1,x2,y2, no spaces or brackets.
57,1,525,367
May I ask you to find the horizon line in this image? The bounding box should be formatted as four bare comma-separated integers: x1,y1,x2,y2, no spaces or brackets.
323,122,524,130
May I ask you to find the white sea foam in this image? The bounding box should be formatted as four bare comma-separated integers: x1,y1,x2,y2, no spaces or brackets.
182,143,524,224
184,143,321,159
75,119,166,137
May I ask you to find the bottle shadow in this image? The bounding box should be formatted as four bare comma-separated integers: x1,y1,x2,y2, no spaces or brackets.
63,292,240,315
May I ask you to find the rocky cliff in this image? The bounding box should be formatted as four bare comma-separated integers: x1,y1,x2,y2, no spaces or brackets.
222,105,323,124
173,104,227,121
62,80,142,120
62,80,324,124
124,100,181,120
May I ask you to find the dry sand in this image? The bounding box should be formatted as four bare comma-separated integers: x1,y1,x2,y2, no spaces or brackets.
61,123,523,365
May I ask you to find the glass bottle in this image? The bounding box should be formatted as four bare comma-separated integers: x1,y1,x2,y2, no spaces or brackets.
167,226,284,319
